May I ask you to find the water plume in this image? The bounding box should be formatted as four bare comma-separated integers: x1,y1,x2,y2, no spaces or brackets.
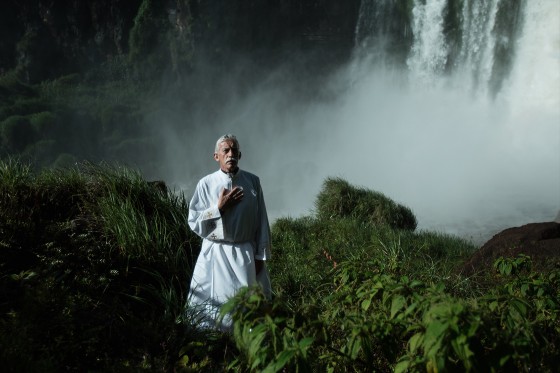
164,0,559,244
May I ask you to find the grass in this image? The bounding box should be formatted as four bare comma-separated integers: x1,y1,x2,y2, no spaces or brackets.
0,159,558,372
0,159,205,371
315,177,417,231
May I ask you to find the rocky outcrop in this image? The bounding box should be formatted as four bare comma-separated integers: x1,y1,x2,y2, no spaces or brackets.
460,222,560,276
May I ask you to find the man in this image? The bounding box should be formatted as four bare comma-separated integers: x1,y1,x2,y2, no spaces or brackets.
187,134,271,330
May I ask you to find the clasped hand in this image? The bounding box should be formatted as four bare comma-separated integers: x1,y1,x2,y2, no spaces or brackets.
218,186,244,212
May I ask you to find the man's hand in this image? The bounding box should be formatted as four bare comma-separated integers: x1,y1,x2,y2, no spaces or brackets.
218,186,244,212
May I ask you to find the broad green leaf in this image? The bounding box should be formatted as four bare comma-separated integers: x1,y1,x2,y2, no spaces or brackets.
177,355,189,367
272,350,296,371
510,298,528,317
391,295,406,319
424,321,447,355
298,337,314,349
499,354,511,366
394,359,411,373
248,294,261,303
451,334,474,362
404,302,418,316
251,357,262,370
409,332,423,353
361,298,372,311
349,336,362,359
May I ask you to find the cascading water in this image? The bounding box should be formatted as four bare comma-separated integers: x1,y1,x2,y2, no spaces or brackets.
407,0,450,84
457,0,503,95
355,0,523,95
338,0,559,241
502,0,560,112
173,0,559,244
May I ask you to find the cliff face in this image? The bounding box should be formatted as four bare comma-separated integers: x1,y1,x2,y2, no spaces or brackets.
0,0,361,83
192,1,360,60
1,0,143,82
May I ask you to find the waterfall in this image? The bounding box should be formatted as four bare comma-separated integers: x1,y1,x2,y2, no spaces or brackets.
457,0,503,95
407,0,449,84
176,1,559,243
353,0,412,66
501,0,560,113
355,0,524,96
339,0,559,240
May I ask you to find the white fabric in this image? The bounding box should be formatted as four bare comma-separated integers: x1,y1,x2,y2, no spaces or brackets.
187,169,271,330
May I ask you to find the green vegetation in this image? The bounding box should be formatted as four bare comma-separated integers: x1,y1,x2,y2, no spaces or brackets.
0,159,207,371
1,159,558,371
0,2,556,371
230,218,559,372
315,177,417,230
0,66,159,172
0,1,185,175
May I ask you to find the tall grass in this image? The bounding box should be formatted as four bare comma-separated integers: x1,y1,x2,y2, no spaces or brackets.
231,176,558,372
0,159,204,371
315,177,417,231
1,160,558,371
271,213,477,307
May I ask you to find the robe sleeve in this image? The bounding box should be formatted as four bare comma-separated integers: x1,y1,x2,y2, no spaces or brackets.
188,180,224,241
254,178,271,261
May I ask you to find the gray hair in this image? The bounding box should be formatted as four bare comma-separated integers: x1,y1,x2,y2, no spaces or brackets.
214,134,240,153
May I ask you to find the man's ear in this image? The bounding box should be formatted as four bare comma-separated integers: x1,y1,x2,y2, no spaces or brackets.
238,152,242,160
213,153,219,162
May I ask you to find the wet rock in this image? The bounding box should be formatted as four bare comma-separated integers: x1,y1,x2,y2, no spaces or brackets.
460,222,560,276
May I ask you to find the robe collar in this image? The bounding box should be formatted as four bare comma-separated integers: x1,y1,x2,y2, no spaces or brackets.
220,167,239,176
219,167,240,179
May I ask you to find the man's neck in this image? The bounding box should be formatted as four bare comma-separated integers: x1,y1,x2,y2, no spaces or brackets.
221,167,239,175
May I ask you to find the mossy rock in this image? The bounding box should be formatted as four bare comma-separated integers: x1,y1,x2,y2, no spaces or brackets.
315,177,417,231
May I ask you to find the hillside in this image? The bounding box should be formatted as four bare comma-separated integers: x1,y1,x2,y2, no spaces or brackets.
1,160,558,371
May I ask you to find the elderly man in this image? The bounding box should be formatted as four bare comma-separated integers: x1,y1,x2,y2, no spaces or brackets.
187,134,271,330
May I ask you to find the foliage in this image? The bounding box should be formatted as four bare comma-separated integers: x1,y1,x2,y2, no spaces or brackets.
0,115,37,153
222,287,317,373
0,159,204,371
232,195,557,372
0,161,558,371
227,255,559,372
0,69,160,171
270,214,474,306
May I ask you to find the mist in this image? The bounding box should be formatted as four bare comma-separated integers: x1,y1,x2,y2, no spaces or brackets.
159,1,559,244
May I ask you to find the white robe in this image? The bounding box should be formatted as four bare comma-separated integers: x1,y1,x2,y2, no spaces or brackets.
187,168,271,329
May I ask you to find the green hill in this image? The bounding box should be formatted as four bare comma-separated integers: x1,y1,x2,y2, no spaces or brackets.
1,160,558,372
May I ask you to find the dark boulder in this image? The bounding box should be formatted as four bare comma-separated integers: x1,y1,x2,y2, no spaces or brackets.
460,222,560,276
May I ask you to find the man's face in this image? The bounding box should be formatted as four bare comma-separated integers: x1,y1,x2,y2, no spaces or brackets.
214,140,241,173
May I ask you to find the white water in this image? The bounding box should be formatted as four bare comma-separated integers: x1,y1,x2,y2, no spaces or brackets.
407,0,449,84
457,0,502,95
165,0,560,245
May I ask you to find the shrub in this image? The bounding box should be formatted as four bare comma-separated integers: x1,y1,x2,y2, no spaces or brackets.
0,160,201,371
226,255,560,372
0,115,38,153
270,206,476,306
29,111,57,133
315,177,417,231
0,96,48,122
